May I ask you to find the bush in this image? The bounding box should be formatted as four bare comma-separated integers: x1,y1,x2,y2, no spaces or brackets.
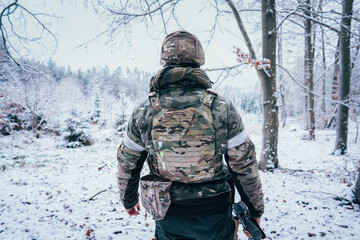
0,102,28,135
62,117,94,148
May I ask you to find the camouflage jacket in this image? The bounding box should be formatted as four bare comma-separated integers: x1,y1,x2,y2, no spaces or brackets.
117,66,264,217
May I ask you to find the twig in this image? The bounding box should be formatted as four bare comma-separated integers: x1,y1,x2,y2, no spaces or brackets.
0,0,58,70
85,189,108,202
275,4,306,31
279,168,318,173
277,64,358,109
204,63,244,72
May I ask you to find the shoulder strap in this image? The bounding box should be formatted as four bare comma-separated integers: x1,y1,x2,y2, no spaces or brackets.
196,88,217,124
202,88,217,108
149,91,162,114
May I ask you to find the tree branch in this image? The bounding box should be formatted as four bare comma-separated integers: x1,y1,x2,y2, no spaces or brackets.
225,0,257,59
204,63,244,72
105,0,173,18
277,64,357,108
0,1,58,70
279,9,341,34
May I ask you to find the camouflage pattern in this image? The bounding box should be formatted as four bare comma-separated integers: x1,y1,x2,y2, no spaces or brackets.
149,89,217,183
123,67,238,199
117,143,143,204
169,180,231,201
118,66,264,217
140,174,172,220
160,31,205,67
227,139,265,216
149,67,212,92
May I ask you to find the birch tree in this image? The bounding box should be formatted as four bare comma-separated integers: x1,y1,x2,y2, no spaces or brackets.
303,0,316,140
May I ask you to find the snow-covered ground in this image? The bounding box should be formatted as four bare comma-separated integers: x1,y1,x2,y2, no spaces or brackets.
0,118,359,240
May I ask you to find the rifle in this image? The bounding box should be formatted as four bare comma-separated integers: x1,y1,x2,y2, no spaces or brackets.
233,201,266,240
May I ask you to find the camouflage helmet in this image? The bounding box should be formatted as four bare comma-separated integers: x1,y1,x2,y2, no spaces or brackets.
160,31,205,67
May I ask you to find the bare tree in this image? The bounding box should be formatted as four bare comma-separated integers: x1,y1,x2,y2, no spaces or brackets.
319,0,326,115
303,0,316,140
334,0,354,154
278,24,287,128
355,171,360,204
226,0,279,169
259,0,278,169
326,38,340,129
0,0,57,69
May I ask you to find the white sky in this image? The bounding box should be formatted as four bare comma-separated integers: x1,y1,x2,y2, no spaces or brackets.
19,0,261,90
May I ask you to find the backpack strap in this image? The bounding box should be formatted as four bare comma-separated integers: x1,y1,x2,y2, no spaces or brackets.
202,88,217,108
197,88,217,124
149,91,162,115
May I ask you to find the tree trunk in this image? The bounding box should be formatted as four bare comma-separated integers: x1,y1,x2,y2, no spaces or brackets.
321,31,326,114
278,25,287,128
319,0,326,114
355,171,360,204
326,38,340,129
332,39,340,108
259,0,278,169
226,0,279,169
304,0,315,140
303,27,309,130
334,0,354,154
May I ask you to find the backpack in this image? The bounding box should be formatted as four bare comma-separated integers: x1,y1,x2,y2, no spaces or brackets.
149,89,218,183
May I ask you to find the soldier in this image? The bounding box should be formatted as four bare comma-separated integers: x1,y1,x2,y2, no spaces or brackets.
117,30,264,240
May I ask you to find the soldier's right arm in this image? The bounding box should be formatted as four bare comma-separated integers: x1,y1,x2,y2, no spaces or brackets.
117,113,148,210
225,102,264,218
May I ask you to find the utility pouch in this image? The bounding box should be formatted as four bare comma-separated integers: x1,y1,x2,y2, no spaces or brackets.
140,174,172,220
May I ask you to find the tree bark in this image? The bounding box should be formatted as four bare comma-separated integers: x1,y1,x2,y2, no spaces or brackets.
259,0,279,169
319,0,326,114
326,38,340,129
226,0,279,169
304,0,315,140
334,0,354,154
355,171,360,204
332,39,340,108
278,25,287,128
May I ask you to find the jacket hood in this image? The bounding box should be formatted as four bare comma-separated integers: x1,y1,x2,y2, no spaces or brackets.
149,66,212,92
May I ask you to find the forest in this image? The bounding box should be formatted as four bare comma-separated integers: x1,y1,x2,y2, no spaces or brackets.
0,0,360,239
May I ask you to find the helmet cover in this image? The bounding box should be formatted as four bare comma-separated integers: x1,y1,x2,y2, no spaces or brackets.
160,31,205,67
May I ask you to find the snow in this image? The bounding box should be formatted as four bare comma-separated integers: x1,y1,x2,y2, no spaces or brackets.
1,118,360,240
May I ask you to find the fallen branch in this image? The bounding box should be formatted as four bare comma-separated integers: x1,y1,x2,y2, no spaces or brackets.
279,168,319,173
296,190,354,205
83,189,108,202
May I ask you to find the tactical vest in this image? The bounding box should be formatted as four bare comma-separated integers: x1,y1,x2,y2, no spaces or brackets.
148,89,219,183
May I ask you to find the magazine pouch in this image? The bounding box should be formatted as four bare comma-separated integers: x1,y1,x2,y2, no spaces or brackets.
140,174,172,220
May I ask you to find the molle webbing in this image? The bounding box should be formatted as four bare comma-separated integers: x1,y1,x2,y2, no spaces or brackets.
149,89,218,183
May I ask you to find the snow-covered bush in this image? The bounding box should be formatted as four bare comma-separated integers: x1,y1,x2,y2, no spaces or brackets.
0,101,31,135
62,114,93,148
